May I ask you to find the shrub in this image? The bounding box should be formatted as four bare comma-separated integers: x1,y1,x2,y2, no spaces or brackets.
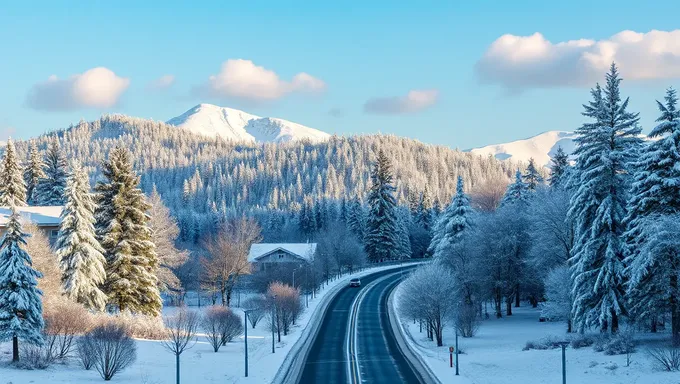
569,334,595,349
91,311,166,340
16,343,54,370
76,336,96,370
267,282,302,338
523,336,563,351
201,306,243,352
44,298,91,358
78,323,137,380
647,345,680,371
455,303,479,338
242,296,267,329
593,332,636,356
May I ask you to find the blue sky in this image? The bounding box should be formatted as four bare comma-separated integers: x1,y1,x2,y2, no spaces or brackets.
1,0,680,149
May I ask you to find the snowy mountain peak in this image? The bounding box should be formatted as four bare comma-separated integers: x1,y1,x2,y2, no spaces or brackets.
166,104,330,144
468,130,576,167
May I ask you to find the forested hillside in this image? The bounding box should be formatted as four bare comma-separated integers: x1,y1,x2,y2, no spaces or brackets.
12,115,520,242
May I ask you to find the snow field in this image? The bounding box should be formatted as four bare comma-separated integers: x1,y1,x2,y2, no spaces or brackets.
392,282,680,384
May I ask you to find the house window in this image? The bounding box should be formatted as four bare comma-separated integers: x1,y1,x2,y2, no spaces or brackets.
279,254,284,259
50,230,59,238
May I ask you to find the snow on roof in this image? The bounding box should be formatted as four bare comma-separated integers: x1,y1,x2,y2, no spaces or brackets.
248,243,317,263
0,206,64,227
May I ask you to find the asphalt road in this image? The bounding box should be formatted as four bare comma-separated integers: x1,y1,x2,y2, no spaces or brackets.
298,267,424,384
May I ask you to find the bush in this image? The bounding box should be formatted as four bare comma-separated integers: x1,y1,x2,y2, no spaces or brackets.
201,306,243,352
523,336,563,351
16,343,54,370
76,336,96,370
242,296,267,329
647,345,680,371
593,332,636,355
569,334,595,349
268,282,302,337
44,298,91,358
78,323,137,380
91,311,166,340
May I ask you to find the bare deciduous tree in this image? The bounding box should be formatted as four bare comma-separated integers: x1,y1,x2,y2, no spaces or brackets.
201,306,243,352
399,263,457,346
78,323,137,381
267,282,302,340
44,297,92,359
202,217,262,306
148,188,190,293
23,222,60,303
242,296,267,328
470,177,509,212
161,309,200,384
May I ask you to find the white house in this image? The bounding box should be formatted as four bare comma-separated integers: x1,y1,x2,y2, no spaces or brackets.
0,206,64,244
248,243,317,272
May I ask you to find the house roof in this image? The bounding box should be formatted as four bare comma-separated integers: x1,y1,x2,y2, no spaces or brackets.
0,206,64,227
248,243,317,263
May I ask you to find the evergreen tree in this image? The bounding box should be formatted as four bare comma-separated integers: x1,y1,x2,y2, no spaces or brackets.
0,139,27,207
347,197,365,241
523,158,544,191
95,146,161,316
23,142,45,205
364,150,399,262
429,176,474,258
56,161,107,311
395,208,412,259
501,170,529,207
0,204,44,362
569,63,642,334
548,146,570,188
35,139,67,206
624,88,680,340
416,185,434,231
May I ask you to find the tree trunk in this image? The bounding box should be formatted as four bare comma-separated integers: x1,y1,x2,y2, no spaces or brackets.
506,297,513,316
515,284,520,307
651,316,658,333
12,336,18,362
611,311,619,334
176,354,180,384
494,289,502,318
226,285,232,307
671,273,680,345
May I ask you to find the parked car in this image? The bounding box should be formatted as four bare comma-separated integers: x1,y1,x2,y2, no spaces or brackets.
349,278,361,287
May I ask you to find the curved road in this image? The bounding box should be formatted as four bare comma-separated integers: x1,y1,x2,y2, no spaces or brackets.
299,268,425,384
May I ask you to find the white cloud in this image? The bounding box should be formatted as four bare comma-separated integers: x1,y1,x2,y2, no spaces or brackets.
147,75,176,91
364,89,439,114
26,67,130,111
198,59,326,101
476,30,680,90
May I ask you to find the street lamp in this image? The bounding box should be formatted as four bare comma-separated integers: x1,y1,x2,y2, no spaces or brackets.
243,308,257,377
271,294,277,354
556,341,569,384
455,327,459,376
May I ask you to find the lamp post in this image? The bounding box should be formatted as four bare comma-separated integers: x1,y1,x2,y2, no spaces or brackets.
271,294,277,354
243,309,256,377
455,328,459,376
557,341,569,384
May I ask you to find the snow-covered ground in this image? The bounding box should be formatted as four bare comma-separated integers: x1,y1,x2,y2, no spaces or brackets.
393,283,680,384
0,263,410,383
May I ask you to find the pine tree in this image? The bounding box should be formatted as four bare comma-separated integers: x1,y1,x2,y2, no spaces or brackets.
548,146,570,188
24,142,46,205
56,161,107,311
35,139,67,206
416,185,434,231
523,158,544,191
395,208,412,259
624,87,680,340
0,204,44,362
95,146,161,316
364,150,399,262
501,170,529,207
0,139,27,207
429,176,474,258
347,197,365,241
569,63,642,334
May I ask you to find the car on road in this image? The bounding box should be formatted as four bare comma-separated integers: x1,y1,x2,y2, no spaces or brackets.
349,278,361,287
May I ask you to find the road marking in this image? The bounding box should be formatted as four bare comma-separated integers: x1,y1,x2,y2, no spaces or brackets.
345,272,402,384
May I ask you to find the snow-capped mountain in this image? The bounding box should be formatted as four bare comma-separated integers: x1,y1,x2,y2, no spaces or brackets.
166,104,330,143
468,131,576,167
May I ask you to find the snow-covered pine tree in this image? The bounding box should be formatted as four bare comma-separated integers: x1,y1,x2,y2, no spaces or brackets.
95,146,161,316
501,170,529,207
0,139,27,207
548,146,570,188
56,161,107,311
35,139,67,206
523,158,544,191
569,63,642,334
364,150,399,262
346,197,365,241
23,142,46,205
416,185,434,231
428,176,474,258
395,207,412,259
0,203,44,362
624,87,680,340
